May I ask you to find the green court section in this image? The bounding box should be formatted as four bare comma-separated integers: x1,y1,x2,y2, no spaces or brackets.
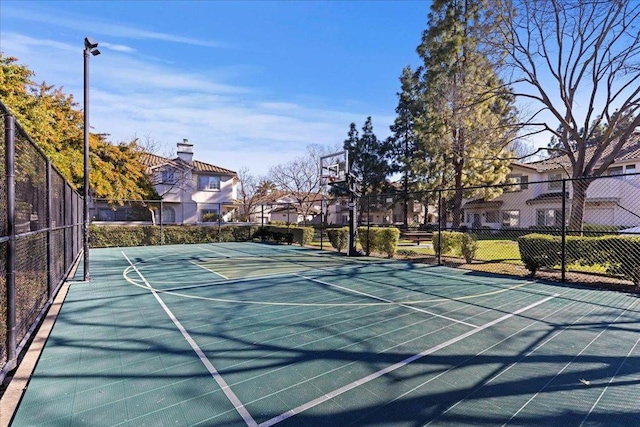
10,242,640,426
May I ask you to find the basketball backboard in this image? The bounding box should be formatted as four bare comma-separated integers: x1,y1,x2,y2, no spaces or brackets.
320,151,348,186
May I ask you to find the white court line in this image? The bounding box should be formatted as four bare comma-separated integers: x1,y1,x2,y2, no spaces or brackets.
259,293,558,427
505,298,640,426
580,330,640,426
121,251,257,427
296,273,478,328
198,245,231,258
191,260,229,279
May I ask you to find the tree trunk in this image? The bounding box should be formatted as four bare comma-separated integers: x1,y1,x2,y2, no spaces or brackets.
568,179,591,233
451,157,464,229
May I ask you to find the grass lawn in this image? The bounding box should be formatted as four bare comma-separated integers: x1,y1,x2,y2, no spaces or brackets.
312,237,616,278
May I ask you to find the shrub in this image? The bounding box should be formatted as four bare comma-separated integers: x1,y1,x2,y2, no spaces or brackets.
202,212,221,222
357,227,400,257
379,227,400,258
432,231,458,257
396,249,418,257
596,235,640,285
357,227,381,256
459,233,479,263
327,228,348,253
517,233,561,275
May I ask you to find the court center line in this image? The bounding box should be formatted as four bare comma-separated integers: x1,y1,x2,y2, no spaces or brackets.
121,251,257,427
191,260,229,279
296,273,478,328
259,293,558,427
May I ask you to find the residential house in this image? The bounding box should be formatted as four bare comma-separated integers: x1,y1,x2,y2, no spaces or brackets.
461,132,640,231
248,191,322,225
93,139,238,224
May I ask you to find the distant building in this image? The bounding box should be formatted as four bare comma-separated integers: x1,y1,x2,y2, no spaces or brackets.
93,139,238,224
462,133,640,230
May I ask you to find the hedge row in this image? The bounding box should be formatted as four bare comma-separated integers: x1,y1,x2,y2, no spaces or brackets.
432,231,479,263
357,227,400,258
326,228,348,253
325,227,400,258
258,225,314,246
518,233,640,285
89,224,315,248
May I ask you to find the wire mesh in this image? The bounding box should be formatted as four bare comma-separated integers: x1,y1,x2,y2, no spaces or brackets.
0,241,6,368
15,131,47,234
14,233,48,343
1,103,83,380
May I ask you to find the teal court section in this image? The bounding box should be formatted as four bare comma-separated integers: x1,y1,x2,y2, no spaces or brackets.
9,242,640,426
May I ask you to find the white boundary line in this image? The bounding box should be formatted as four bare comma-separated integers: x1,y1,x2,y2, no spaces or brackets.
121,251,257,427
259,293,558,427
296,273,478,328
191,260,229,279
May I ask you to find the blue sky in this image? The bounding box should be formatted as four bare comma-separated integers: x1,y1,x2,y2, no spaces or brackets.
1,0,432,176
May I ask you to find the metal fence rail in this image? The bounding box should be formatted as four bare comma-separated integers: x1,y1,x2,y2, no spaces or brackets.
351,174,640,286
1,101,83,383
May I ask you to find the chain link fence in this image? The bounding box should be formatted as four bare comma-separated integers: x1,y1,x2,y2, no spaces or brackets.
1,102,83,382
350,174,640,286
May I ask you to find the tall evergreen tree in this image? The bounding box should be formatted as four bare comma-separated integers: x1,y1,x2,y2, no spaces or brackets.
387,67,421,226
343,117,389,196
415,0,518,228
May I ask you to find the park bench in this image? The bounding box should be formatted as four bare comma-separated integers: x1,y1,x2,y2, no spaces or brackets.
401,231,433,245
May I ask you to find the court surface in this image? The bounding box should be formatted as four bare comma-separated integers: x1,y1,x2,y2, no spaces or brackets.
9,242,640,426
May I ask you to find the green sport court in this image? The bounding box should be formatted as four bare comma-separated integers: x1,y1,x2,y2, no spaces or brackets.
7,242,640,426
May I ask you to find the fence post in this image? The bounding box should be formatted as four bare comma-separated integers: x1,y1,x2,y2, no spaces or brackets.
159,200,164,245
561,178,567,283
320,199,324,250
261,204,265,241
46,160,54,301
437,189,442,266
218,202,222,242
5,114,17,371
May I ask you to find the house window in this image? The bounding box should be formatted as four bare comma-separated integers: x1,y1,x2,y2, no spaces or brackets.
161,170,176,184
485,210,499,223
625,164,636,174
502,210,520,227
198,175,221,190
507,174,529,191
536,209,563,227
548,173,563,190
607,166,623,176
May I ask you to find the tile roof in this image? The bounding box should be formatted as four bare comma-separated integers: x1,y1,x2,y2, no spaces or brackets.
138,152,236,176
463,198,503,209
525,133,640,172
525,192,568,204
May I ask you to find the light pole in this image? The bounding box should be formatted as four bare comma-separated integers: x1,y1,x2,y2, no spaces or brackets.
83,37,100,281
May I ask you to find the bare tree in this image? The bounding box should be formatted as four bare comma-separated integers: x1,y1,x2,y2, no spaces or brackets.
236,166,263,222
268,144,337,225
498,0,640,230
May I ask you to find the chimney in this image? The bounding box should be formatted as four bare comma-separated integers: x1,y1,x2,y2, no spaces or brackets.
176,138,194,164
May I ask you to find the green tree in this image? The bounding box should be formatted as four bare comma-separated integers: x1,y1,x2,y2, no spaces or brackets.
0,54,157,203
343,117,389,196
415,0,518,228
387,67,422,226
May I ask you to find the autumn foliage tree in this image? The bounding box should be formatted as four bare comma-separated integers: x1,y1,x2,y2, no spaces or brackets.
0,54,157,203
